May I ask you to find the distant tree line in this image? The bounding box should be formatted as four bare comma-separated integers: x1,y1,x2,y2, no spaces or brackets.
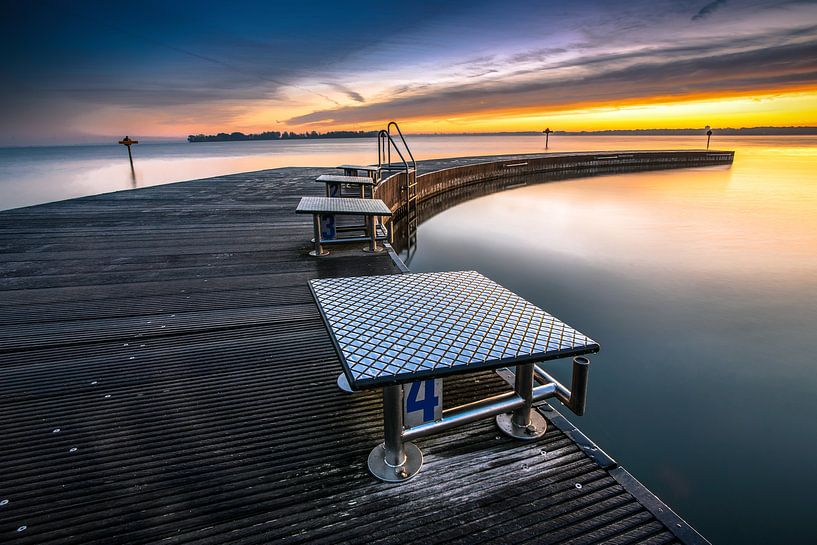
187,130,379,142
188,126,817,143
406,126,817,137
548,126,817,136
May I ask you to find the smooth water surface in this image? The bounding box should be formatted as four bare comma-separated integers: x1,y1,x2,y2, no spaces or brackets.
0,134,752,211
404,137,817,544
2,135,815,542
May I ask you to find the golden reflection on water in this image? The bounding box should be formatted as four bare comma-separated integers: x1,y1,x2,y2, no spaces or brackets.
421,140,817,286
2,134,816,211
403,138,817,545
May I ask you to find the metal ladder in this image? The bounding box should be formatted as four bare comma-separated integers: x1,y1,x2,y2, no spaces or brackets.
377,121,417,257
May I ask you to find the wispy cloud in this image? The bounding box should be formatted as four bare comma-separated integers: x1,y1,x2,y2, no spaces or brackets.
287,38,817,125
2,0,816,142
327,83,365,103
692,0,728,21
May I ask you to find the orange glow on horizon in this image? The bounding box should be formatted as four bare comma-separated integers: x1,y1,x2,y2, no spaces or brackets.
85,87,817,138
310,88,817,134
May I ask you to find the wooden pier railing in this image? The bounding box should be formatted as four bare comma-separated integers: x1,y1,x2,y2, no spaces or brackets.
375,150,735,225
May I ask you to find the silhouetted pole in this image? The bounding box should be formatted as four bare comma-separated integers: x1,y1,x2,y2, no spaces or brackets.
118,136,139,169
706,129,713,150
543,127,553,149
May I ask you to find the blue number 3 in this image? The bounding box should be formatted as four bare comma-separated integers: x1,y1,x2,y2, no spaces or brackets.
406,380,439,422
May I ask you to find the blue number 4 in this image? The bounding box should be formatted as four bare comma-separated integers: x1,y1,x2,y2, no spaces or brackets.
406,380,439,422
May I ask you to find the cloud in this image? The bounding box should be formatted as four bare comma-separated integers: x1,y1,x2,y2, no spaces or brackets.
692,0,728,21
286,39,817,125
327,83,365,103
508,47,568,64
3,0,817,141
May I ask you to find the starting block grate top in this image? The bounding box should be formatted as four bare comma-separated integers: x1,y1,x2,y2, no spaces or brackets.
310,270,599,388
296,196,392,216
316,174,375,186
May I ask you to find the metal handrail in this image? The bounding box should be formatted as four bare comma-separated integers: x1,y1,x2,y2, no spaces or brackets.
377,130,412,183
376,122,418,261
386,121,416,170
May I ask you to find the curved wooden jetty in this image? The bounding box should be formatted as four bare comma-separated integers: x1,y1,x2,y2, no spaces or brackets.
0,151,729,544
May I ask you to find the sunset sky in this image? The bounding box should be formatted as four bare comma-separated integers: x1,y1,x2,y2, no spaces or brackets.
2,0,817,145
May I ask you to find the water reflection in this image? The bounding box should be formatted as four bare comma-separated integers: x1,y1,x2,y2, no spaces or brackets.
392,160,736,259
402,139,817,544
3,135,811,210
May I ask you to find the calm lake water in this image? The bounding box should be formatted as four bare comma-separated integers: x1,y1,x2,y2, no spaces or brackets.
2,135,816,542
403,136,817,544
0,134,784,210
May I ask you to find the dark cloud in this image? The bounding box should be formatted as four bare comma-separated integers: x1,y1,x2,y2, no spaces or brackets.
0,0,451,117
692,0,728,21
287,39,817,125
497,25,817,81
327,83,366,103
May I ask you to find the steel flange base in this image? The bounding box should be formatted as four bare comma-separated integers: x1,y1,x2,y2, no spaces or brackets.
336,373,354,393
361,245,386,253
496,410,547,440
367,442,423,482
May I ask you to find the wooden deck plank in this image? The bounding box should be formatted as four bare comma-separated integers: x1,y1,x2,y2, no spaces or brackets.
0,158,708,544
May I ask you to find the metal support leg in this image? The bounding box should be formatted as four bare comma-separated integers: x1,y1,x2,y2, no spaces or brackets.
362,215,384,253
496,363,547,440
309,214,329,256
367,384,423,482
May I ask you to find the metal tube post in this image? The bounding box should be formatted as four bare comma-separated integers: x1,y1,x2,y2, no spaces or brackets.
512,363,534,428
567,356,590,416
496,363,547,440
309,214,328,256
363,215,383,253
532,356,591,416
367,384,423,482
383,384,405,467
369,216,377,252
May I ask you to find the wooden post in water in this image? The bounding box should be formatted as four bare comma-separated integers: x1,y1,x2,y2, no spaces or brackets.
119,136,139,169
706,128,713,150
543,128,552,149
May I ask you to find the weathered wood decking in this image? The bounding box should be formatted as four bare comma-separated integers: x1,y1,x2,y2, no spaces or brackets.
0,156,709,544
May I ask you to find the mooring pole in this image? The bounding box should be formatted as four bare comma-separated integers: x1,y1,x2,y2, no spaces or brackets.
706,129,713,150
543,127,552,149
118,136,139,169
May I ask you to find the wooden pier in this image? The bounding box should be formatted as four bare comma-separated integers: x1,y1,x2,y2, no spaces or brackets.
0,152,721,544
